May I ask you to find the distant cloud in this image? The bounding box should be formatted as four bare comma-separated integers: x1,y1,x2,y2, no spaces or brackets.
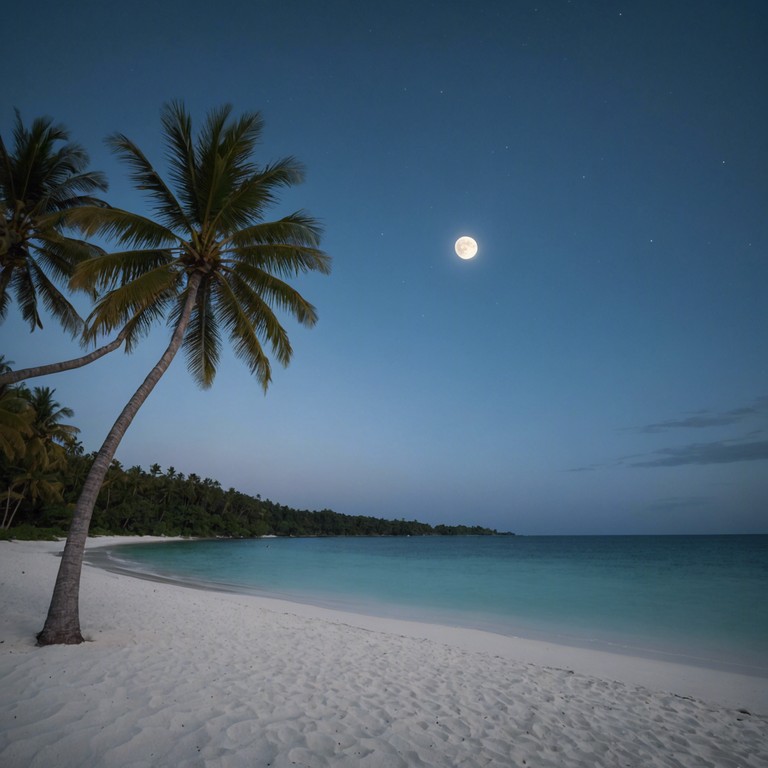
637,414,745,432
567,396,768,473
627,395,768,434
644,496,710,513
567,459,626,473
630,438,768,468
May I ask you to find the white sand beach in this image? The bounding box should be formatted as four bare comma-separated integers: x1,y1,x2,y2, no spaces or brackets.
1,537,767,767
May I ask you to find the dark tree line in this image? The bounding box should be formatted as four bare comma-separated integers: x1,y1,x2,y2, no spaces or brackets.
3,450,507,539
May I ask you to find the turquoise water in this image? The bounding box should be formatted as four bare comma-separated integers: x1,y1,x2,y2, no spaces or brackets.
96,535,768,675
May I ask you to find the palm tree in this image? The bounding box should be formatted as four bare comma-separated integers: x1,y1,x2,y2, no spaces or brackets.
0,110,107,334
1,386,76,529
0,367,33,462
0,112,137,389
1,463,65,530
37,102,330,645
22,386,80,451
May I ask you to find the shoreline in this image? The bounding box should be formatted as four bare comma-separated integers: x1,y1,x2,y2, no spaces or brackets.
85,536,768,680
2,536,767,767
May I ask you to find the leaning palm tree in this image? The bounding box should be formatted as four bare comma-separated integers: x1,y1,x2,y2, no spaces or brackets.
0,323,133,387
0,110,108,334
37,102,331,645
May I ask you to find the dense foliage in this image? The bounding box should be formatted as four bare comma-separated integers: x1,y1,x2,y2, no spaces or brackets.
2,449,507,538
0,376,507,539
0,111,107,334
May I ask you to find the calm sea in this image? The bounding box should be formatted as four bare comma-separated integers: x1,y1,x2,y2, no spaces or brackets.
93,535,768,675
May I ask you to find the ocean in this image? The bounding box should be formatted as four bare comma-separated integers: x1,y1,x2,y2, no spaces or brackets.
93,534,768,675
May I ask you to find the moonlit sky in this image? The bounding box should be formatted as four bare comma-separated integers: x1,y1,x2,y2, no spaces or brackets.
3,1,767,534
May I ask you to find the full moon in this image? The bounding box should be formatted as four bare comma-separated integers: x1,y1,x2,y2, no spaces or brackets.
455,236,478,260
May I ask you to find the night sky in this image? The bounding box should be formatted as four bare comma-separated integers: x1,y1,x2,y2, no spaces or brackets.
3,1,766,534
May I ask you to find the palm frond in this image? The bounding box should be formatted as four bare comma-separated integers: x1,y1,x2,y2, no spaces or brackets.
230,211,323,246
32,229,103,283
210,158,306,233
0,133,15,201
221,270,297,366
47,171,109,207
181,281,222,388
196,104,234,223
160,101,201,224
198,108,266,228
106,131,190,232
0,396,33,459
226,262,319,327
83,266,179,340
226,213,330,277
120,300,170,353
28,261,83,335
64,206,178,250
212,275,274,389
71,248,177,293
218,110,264,176
11,263,43,330
226,243,331,280
14,114,94,205
0,266,13,320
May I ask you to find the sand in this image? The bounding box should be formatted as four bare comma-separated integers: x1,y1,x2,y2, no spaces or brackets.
1,537,766,768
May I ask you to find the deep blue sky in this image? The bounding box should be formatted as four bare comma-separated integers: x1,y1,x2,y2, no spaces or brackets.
3,1,766,534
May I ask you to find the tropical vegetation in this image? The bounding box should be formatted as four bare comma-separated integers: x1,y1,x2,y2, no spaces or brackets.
0,113,132,388
0,373,78,531
36,102,331,645
1,450,505,540
0,111,106,334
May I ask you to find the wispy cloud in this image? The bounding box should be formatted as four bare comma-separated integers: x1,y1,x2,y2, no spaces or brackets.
567,458,630,473
644,496,710,512
630,438,768,468
626,395,768,434
567,396,768,472
567,462,607,473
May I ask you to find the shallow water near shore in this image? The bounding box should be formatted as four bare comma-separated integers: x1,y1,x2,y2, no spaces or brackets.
90,534,768,675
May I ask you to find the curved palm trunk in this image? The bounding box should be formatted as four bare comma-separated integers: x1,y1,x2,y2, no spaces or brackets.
1,484,23,529
0,328,129,387
36,274,201,645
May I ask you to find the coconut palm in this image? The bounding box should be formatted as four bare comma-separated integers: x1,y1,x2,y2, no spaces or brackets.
21,386,80,451
0,357,33,461
0,114,138,389
0,110,107,334
1,460,65,530
1,386,76,529
37,102,330,645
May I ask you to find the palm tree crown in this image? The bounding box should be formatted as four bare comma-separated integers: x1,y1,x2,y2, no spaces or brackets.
0,111,108,333
69,101,331,389
22,386,80,450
